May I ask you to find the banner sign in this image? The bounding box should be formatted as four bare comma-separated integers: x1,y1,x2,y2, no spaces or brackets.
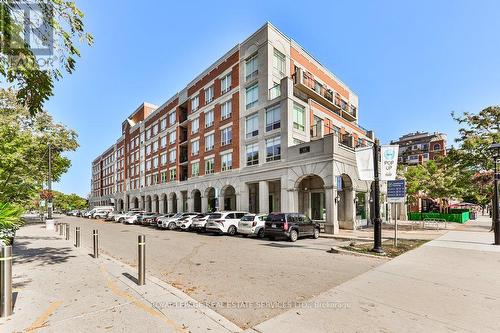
387,180,406,203
380,145,399,181
355,146,374,181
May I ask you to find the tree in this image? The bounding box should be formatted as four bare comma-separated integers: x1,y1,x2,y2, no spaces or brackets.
52,191,87,211
0,88,78,204
0,1,93,115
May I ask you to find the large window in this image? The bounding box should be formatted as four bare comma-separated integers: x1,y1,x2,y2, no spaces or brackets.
221,127,232,146
191,140,199,156
160,136,167,148
221,153,232,171
245,54,258,81
153,156,158,168
205,109,214,128
191,96,199,112
205,85,214,104
221,73,231,94
169,168,176,181
191,117,199,134
169,111,176,126
146,145,151,155
169,131,176,145
205,133,214,151
221,100,232,120
246,114,259,138
161,153,167,165
161,171,167,183
293,103,305,131
146,159,151,170
160,118,167,130
245,84,258,109
152,141,158,152
265,105,281,132
246,143,259,166
266,137,281,161
273,48,286,75
191,161,199,177
169,149,176,163
205,158,215,175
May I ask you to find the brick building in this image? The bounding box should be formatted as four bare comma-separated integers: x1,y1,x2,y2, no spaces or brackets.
90,23,379,233
391,131,447,165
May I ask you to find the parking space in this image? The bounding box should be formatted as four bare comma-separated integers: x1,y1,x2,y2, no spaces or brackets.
62,216,384,329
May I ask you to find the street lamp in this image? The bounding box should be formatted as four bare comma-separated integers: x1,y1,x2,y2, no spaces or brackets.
489,142,500,245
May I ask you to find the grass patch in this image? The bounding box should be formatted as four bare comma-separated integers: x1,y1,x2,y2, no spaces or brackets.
340,239,429,258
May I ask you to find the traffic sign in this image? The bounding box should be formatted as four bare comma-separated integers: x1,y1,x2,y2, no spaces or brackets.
387,180,406,203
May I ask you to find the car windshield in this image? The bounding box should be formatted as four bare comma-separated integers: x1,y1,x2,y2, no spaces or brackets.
172,213,183,218
241,215,255,221
208,213,222,219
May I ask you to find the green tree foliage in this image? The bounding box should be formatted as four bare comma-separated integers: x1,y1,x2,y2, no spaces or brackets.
0,0,93,115
0,89,78,204
0,202,23,245
52,191,87,211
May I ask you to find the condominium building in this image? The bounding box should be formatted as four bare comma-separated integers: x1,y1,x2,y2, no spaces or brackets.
90,23,376,233
391,132,447,165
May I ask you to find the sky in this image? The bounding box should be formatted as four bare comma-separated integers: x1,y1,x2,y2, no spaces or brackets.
45,0,500,197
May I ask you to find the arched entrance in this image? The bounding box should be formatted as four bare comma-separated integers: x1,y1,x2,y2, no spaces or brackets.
116,199,124,212
192,189,202,212
205,187,217,212
297,175,325,220
222,185,236,211
132,197,139,209
337,174,354,229
161,193,168,213
169,192,177,213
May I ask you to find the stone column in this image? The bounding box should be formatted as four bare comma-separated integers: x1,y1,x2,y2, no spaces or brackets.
168,196,175,214
259,180,269,214
139,196,145,210
159,198,165,214
187,196,193,212
238,183,249,211
177,197,183,213
201,195,208,213
324,186,339,234
124,196,129,212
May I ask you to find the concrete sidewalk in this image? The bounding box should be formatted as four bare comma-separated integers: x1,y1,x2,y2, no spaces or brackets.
0,224,241,333
249,219,500,332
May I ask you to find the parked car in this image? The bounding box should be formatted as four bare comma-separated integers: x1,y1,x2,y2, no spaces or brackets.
238,214,268,238
105,211,122,221
83,209,95,218
119,211,145,224
92,208,113,219
264,213,320,242
158,213,184,229
154,213,175,227
205,211,248,235
139,213,159,225
190,214,210,232
175,213,201,230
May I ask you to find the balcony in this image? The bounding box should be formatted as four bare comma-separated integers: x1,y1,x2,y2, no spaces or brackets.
268,84,281,100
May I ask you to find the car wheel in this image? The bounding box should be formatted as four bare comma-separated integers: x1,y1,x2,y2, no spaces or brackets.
257,228,265,239
227,225,237,236
313,228,320,239
168,222,176,230
289,229,298,242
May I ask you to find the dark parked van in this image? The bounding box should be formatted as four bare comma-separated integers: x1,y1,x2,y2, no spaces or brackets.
264,213,320,242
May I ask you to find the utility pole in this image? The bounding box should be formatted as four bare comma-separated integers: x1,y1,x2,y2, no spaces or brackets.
47,143,53,220
372,139,384,253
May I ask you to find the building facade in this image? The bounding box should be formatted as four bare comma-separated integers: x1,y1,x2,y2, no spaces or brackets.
90,23,378,233
391,131,447,165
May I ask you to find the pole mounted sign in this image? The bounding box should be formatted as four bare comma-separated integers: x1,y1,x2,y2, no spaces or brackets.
380,145,399,181
387,180,406,203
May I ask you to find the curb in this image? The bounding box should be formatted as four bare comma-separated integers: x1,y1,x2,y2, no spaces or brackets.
328,246,391,260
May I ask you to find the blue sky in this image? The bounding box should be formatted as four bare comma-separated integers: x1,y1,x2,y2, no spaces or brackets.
46,0,500,197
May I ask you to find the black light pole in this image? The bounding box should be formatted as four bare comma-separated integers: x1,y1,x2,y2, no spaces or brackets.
489,143,500,245
47,143,53,220
372,138,383,253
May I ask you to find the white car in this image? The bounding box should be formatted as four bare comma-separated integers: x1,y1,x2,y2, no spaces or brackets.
92,208,113,219
205,211,248,235
159,213,184,229
118,211,144,224
238,214,268,238
190,214,210,232
175,213,202,230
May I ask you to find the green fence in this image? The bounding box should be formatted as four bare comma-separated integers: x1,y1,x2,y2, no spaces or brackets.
407,211,470,223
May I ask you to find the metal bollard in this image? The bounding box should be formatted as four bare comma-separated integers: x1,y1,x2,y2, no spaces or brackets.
55,223,58,233
60,223,64,236
0,246,13,317
75,227,81,247
93,230,99,258
65,224,70,241
138,235,145,285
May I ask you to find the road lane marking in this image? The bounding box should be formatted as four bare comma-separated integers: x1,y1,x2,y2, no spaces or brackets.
25,300,63,331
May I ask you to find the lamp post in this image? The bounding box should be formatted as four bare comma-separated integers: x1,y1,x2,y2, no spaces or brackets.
372,139,384,253
489,142,500,245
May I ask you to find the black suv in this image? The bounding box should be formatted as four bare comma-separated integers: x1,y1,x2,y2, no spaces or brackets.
264,213,320,242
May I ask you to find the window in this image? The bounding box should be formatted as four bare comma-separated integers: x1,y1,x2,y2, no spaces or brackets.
161,171,167,183
146,159,151,170
160,118,167,130
221,153,232,171
273,48,286,75
191,96,199,112
221,127,232,146
145,130,150,141
221,100,232,120
293,103,305,131
433,143,441,151
169,149,176,163
246,84,258,109
205,158,215,174
205,109,214,128
146,175,151,186
245,114,259,138
169,111,176,126
191,118,199,134
169,168,176,181
191,140,200,156
152,141,158,152
161,153,167,165
266,137,281,161
205,133,214,151
205,85,214,104
245,54,258,81
191,162,199,177
146,145,151,155
221,73,231,93
152,124,158,136
423,153,429,159
153,173,158,184
160,136,167,148
153,156,158,168
246,143,259,166
265,105,281,132
169,131,176,145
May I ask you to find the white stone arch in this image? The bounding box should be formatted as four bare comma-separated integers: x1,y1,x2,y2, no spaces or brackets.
287,161,334,190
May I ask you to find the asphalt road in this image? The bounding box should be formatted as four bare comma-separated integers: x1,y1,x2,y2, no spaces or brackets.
61,216,384,329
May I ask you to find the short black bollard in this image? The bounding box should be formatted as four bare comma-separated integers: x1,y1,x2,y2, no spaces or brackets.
65,224,70,240
59,223,64,236
138,235,145,285
75,227,80,247
0,245,13,317
93,230,99,258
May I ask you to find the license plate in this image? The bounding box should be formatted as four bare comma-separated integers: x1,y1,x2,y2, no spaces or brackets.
272,224,276,228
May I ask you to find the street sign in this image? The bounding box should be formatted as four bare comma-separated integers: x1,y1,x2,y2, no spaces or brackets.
40,200,46,207
387,180,406,203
